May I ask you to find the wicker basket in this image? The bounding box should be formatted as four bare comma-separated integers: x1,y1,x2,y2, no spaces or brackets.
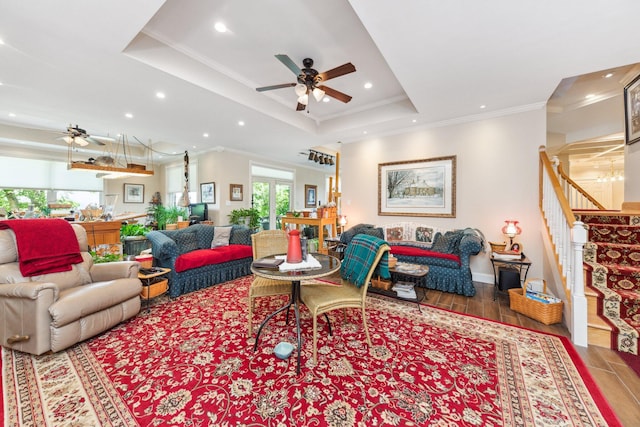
371,277,393,291
140,278,168,299
508,283,563,325
489,241,507,252
388,255,397,268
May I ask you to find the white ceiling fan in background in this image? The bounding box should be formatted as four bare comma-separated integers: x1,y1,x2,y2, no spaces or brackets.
59,124,115,147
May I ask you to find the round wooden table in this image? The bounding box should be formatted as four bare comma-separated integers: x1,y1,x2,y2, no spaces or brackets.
251,253,341,373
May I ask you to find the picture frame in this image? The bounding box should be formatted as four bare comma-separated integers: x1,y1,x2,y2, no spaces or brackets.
378,156,456,217
230,184,243,201
123,183,144,203
200,182,215,204
304,184,317,208
509,242,523,253
624,73,640,145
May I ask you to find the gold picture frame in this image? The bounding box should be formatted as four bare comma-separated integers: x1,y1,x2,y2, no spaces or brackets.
230,184,243,201
378,156,456,217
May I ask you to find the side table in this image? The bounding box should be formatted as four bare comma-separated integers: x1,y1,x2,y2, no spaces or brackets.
368,262,428,311
490,255,531,300
138,267,171,312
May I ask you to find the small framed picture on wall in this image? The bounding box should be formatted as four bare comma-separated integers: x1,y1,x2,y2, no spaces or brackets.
305,184,317,208
200,182,215,203
230,184,243,201
123,183,144,203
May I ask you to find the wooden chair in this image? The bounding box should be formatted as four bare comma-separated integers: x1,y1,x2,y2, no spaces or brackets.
248,230,292,336
300,234,390,364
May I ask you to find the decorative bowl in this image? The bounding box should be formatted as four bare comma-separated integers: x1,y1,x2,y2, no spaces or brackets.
274,342,294,359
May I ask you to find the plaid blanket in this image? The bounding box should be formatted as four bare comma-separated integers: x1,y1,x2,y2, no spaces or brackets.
340,234,389,287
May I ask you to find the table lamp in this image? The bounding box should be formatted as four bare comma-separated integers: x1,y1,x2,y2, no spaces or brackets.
501,220,521,248
338,215,348,234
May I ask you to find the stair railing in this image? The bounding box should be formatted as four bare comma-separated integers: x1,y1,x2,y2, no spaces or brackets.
555,161,605,210
539,147,588,347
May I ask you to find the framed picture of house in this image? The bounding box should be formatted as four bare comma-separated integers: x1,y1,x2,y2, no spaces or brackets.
123,183,144,203
624,73,640,145
378,156,456,217
230,184,243,201
304,184,317,208
200,182,215,203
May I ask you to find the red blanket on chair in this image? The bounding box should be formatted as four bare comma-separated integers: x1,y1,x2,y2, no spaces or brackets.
0,219,83,277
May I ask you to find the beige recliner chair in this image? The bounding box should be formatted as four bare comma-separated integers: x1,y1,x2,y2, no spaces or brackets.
0,223,142,355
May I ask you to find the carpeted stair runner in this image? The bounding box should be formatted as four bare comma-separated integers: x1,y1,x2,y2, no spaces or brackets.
577,212,640,355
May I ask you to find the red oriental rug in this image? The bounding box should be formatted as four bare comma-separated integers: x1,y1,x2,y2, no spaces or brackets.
2,276,621,426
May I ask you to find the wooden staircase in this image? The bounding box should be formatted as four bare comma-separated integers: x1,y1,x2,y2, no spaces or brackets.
577,210,640,355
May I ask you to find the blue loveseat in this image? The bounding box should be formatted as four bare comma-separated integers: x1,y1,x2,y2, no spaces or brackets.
341,223,484,296
146,224,253,298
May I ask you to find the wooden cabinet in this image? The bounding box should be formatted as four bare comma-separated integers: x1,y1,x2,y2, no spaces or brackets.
76,221,122,247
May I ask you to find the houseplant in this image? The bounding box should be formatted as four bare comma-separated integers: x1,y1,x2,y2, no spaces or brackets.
228,207,260,230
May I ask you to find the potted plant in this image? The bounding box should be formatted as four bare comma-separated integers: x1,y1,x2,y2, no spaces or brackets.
228,208,260,230
120,223,152,256
164,206,189,230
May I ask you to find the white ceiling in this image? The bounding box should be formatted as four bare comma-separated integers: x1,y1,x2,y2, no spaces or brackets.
1,0,640,170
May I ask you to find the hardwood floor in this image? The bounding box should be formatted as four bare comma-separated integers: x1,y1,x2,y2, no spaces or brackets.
421,281,640,427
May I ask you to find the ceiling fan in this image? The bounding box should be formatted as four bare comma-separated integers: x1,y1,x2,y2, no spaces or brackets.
58,124,112,146
256,55,356,111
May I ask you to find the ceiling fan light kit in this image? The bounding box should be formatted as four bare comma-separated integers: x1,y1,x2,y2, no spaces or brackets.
256,55,356,111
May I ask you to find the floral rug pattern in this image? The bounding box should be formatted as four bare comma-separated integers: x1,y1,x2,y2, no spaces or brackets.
582,213,640,355
2,276,620,426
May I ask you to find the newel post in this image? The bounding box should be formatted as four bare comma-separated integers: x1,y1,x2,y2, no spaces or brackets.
571,221,588,347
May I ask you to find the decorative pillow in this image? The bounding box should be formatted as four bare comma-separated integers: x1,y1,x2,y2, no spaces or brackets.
229,227,251,245
340,224,376,244
415,226,434,243
211,226,232,248
175,232,199,254
431,231,463,254
386,227,404,241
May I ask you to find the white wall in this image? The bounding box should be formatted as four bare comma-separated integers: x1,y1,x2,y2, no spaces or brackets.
103,172,163,218
625,141,640,203
340,108,546,283
196,149,327,225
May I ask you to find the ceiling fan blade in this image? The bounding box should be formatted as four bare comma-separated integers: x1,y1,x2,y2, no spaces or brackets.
85,136,106,146
296,102,306,111
317,63,356,82
256,82,296,92
275,54,301,75
319,85,352,103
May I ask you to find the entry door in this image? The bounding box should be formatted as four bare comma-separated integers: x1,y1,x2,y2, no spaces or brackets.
252,179,291,230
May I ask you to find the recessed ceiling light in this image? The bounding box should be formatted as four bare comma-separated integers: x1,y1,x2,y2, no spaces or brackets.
604,73,613,78
156,92,165,99
125,113,133,119
0,82,3,86
8,112,15,117
480,105,486,109
364,82,373,89
363,130,367,134
238,120,245,126
412,119,417,123
214,22,227,33
585,94,595,99
203,133,209,138
0,38,5,45
322,97,330,103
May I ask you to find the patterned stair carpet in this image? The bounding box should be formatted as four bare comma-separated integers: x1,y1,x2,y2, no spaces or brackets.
2,276,622,426
578,212,640,355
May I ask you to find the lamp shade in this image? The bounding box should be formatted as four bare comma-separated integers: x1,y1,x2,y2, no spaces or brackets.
501,220,521,238
294,83,307,97
312,87,325,102
297,93,309,105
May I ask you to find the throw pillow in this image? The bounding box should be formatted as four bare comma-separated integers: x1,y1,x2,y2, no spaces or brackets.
386,227,404,241
175,232,199,255
229,227,251,245
431,231,462,254
415,226,434,243
211,226,232,248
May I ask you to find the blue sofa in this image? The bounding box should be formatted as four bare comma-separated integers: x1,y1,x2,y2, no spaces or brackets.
341,223,484,296
146,224,253,298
